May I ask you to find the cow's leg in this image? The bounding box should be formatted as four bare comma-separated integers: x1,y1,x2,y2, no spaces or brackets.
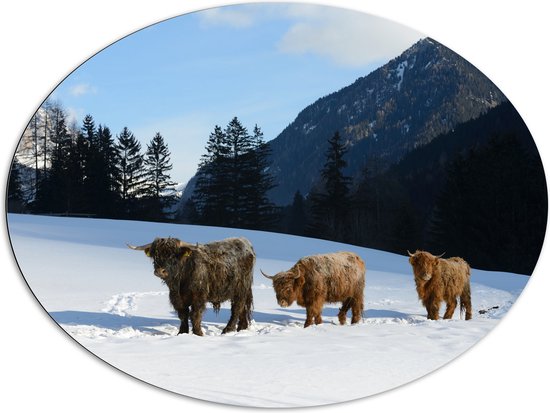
460,283,473,320
235,289,253,332
338,298,353,325
190,303,205,336
425,298,440,320
177,307,190,334
312,299,324,325
237,292,252,332
170,291,190,335
237,312,249,331
314,313,323,325
304,307,315,328
222,301,240,334
351,295,363,324
443,298,457,319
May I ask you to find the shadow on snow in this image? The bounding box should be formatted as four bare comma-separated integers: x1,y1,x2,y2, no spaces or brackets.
50,307,417,334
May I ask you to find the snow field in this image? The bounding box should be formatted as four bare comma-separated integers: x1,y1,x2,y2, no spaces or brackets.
7,213,528,407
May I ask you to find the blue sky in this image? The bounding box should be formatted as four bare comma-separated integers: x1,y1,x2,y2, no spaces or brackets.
50,3,423,184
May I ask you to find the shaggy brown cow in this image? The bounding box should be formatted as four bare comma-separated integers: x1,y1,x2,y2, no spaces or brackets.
129,237,255,336
407,250,472,320
261,252,365,327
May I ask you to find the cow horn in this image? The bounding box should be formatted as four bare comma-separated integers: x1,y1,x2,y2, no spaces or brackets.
177,240,195,248
407,250,414,257
435,252,445,258
260,269,275,280
127,243,152,251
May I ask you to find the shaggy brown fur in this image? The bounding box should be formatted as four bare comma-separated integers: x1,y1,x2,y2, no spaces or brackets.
129,237,255,336
262,252,365,328
408,250,472,320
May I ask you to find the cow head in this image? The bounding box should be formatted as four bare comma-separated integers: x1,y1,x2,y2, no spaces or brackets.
407,250,444,282
261,268,304,307
128,238,194,281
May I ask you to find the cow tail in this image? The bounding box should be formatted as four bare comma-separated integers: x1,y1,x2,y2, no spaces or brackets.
212,302,221,315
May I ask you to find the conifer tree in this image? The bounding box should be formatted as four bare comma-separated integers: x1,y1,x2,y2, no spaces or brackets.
193,125,231,226
322,131,351,206
8,160,24,212
143,132,176,220
224,117,256,225
309,131,351,239
191,118,277,229
239,124,277,229
81,114,96,144
96,125,120,216
80,114,100,213
72,124,88,206
115,127,145,218
48,104,72,211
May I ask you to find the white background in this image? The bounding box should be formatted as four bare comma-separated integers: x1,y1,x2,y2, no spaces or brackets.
1,1,548,412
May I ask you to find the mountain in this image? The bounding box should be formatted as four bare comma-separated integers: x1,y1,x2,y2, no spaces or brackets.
267,37,506,204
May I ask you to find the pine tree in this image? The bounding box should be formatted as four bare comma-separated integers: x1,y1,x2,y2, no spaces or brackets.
191,118,277,229
81,114,103,214
65,129,88,213
115,127,145,218
81,114,96,143
48,104,72,211
224,117,256,225
322,131,351,206
96,125,120,217
239,124,277,229
309,131,351,239
8,159,24,212
192,124,231,226
143,132,177,220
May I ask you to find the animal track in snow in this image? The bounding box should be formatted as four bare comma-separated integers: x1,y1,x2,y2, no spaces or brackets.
102,291,167,316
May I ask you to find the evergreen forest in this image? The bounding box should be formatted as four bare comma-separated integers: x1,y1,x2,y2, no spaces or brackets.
8,100,547,275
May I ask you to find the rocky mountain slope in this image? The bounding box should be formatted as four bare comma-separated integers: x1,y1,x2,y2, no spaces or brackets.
267,38,506,204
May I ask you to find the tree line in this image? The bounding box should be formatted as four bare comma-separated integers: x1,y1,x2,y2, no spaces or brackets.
9,100,545,274
9,105,279,229
8,100,176,221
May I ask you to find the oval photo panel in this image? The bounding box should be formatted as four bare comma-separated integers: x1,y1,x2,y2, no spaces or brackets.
6,2,546,408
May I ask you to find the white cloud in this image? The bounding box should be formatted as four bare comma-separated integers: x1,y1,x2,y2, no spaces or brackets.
197,3,423,68
198,7,256,29
277,6,424,67
69,83,97,97
65,106,83,126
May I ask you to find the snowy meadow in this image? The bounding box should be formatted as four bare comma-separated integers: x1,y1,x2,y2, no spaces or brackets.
7,213,529,407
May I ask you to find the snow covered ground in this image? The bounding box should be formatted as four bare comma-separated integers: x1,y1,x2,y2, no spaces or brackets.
7,213,529,407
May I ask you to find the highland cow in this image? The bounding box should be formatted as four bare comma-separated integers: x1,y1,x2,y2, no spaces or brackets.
407,250,472,320
261,252,365,327
128,237,255,336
